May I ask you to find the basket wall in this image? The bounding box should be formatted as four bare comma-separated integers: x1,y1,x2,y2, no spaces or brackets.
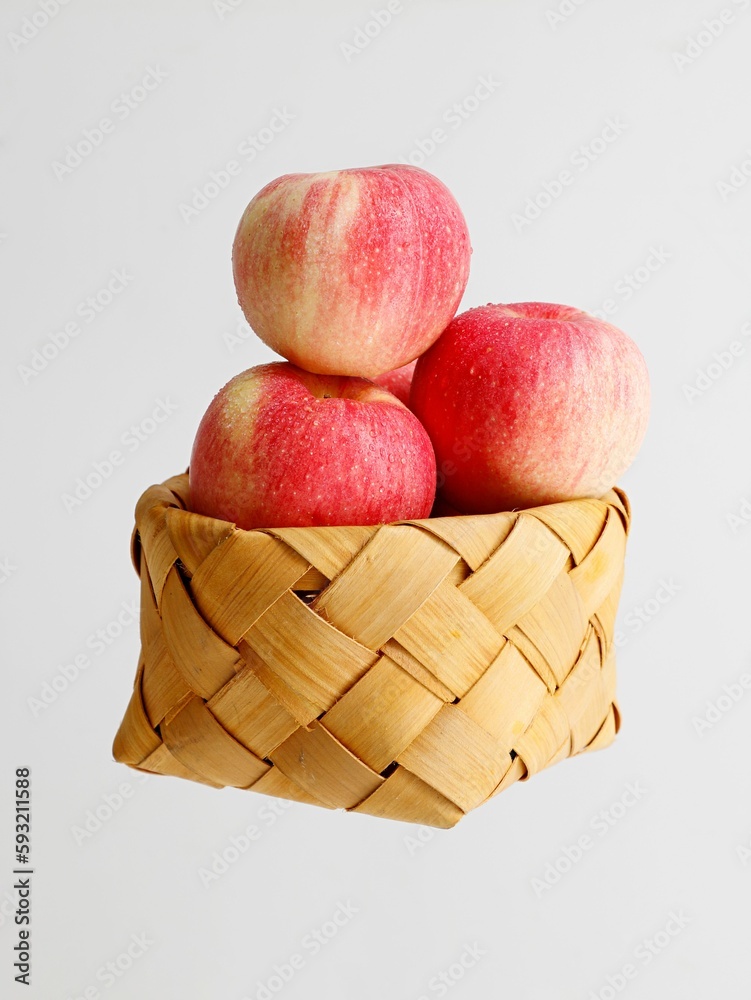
112,474,630,829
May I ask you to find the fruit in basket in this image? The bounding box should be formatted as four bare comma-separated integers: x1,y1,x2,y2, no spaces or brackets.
411,301,650,513
373,359,417,407
189,362,437,529
231,165,471,378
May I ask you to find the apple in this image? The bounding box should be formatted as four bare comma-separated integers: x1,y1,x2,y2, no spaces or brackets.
231,165,471,378
189,362,437,529
410,302,650,513
373,360,417,407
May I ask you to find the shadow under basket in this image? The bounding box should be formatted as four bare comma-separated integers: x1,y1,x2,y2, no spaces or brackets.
112,473,630,830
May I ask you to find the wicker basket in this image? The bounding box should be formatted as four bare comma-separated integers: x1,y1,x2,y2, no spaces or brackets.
112,473,630,829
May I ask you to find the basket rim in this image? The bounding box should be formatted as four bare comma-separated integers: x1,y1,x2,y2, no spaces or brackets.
136,469,631,539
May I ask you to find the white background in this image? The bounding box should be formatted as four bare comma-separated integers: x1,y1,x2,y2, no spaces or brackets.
2,1,751,998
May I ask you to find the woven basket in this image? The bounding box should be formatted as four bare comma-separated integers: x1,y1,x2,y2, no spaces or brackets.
112,473,630,829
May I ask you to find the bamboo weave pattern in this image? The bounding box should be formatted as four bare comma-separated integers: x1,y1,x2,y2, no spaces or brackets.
113,473,630,828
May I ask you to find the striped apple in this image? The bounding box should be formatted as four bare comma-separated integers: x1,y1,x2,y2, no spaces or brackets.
232,165,471,378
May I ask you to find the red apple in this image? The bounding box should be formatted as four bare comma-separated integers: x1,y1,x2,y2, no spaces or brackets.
411,302,650,513
373,360,417,407
231,165,471,378
189,362,437,529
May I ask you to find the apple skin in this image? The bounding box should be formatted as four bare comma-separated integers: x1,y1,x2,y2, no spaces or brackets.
410,302,650,513
373,360,417,407
231,165,471,378
189,362,437,529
